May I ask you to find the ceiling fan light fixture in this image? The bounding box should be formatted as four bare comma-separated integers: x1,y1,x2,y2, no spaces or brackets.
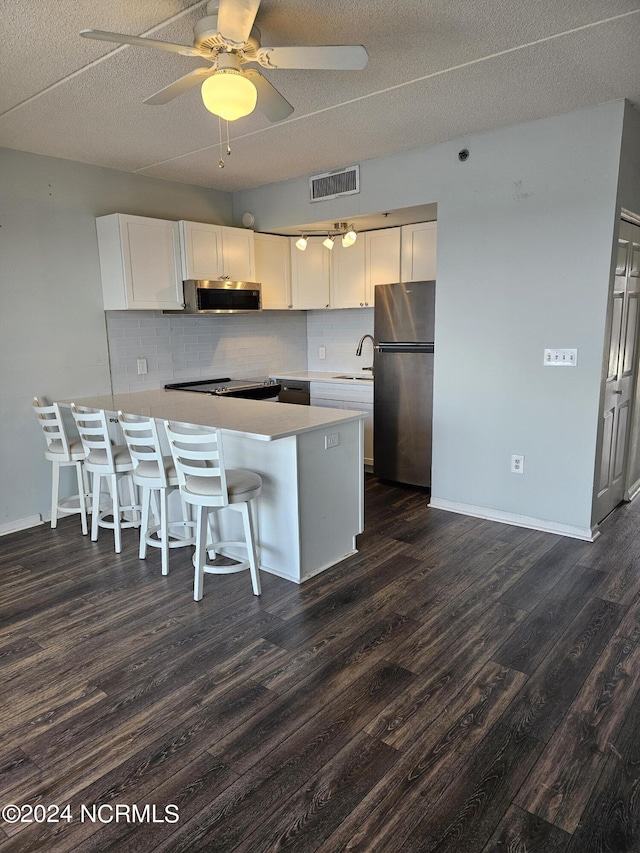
323,235,335,250
342,226,357,247
201,69,257,121
296,235,308,251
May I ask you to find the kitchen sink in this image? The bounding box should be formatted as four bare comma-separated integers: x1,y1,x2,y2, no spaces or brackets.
333,374,374,381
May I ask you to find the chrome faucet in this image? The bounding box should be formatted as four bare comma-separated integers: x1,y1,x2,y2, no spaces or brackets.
356,334,375,372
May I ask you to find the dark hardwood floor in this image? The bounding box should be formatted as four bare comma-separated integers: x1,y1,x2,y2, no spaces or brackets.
2,476,640,852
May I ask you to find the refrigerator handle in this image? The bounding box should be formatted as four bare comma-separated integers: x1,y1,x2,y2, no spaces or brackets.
376,342,435,353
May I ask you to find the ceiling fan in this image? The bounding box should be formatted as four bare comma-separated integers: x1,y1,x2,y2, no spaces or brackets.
81,0,369,123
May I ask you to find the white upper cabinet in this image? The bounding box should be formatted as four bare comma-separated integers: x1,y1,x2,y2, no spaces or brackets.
290,237,331,309
96,213,183,311
366,227,401,289
331,227,401,308
254,232,292,310
401,221,437,282
220,225,256,281
331,237,366,308
179,221,221,280
179,221,255,282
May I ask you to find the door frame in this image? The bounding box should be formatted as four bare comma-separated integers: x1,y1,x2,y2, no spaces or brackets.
592,212,640,525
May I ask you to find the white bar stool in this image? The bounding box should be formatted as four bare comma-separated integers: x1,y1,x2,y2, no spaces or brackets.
32,397,89,534
164,420,262,601
71,404,139,553
118,412,195,576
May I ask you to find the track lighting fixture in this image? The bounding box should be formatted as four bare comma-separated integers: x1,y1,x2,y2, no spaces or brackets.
295,223,358,251
341,226,357,247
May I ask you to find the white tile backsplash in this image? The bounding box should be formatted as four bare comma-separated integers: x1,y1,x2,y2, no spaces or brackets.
306,308,374,372
106,307,375,392
106,310,308,393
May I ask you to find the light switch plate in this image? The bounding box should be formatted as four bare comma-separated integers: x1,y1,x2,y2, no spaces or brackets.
544,348,578,366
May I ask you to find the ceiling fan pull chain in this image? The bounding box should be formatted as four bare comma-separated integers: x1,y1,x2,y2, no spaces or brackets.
226,120,231,156
218,115,225,168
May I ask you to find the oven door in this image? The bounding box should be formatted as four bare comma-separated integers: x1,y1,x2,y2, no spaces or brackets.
217,384,281,401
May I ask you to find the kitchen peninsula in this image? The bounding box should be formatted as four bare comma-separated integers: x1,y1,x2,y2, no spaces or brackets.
63,389,366,583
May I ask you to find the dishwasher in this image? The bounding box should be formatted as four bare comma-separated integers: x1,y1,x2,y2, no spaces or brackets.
278,380,310,405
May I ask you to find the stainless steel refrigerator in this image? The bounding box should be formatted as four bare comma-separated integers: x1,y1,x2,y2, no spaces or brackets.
373,281,435,487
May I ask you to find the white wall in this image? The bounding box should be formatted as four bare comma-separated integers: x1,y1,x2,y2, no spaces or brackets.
0,148,234,531
236,101,629,536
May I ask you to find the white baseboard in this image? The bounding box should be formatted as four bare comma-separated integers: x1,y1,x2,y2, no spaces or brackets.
429,497,600,542
624,477,640,502
0,514,44,536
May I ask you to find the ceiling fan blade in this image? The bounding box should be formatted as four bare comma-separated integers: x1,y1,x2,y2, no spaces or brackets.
258,45,368,71
143,67,215,105
217,0,261,46
80,29,210,58
243,69,294,122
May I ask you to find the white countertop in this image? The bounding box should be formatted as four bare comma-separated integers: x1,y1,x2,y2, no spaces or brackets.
62,388,366,442
270,370,374,385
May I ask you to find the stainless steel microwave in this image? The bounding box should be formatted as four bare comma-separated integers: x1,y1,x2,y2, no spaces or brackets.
178,279,262,314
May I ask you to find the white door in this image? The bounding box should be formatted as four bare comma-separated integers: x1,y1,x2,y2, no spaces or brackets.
594,219,640,522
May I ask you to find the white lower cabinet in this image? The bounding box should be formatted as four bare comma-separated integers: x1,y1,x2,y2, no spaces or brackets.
310,382,373,467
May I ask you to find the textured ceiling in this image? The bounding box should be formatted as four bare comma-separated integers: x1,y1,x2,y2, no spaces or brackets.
1,0,639,193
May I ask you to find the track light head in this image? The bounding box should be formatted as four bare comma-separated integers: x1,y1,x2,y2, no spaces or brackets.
341,226,357,247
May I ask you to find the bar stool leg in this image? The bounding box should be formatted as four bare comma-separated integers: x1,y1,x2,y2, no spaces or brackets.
50,461,60,528
159,488,169,576
91,473,102,541
127,476,139,525
241,501,261,596
82,466,91,516
139,486,151,560
194,505,208,602
109,474,123,554
75,461,88,535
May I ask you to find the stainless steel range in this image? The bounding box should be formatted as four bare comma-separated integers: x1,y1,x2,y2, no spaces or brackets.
164,377,281,400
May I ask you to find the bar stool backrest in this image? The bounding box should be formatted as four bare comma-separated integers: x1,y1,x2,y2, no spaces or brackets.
71,405,116,472
33,396,73,459
164,421,229,508
118,412,169,488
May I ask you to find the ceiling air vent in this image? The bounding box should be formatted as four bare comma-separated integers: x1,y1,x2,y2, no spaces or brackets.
309,165,360,202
